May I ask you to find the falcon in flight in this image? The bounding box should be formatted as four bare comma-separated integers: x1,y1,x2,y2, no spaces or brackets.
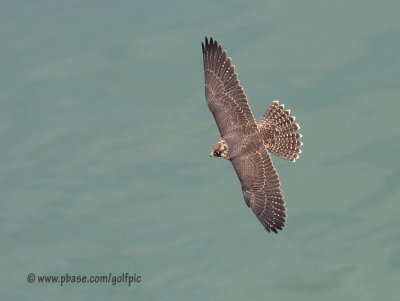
202,37,302,233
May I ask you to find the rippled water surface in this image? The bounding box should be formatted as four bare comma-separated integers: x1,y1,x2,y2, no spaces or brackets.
1,1,400,300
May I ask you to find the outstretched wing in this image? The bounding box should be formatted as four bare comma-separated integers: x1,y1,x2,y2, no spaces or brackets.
202,37,256,137
231,145,287,233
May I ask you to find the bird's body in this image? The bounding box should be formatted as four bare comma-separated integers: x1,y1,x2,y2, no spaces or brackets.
202,37,302,233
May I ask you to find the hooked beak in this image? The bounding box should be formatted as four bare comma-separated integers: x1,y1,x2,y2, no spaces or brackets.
209,152,215,158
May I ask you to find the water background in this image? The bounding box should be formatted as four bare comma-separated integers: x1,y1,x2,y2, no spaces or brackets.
1,1,400,300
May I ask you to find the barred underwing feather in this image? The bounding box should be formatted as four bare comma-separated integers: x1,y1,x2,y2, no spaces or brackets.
202,37,256,137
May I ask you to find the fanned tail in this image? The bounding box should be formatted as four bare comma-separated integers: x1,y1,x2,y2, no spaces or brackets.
258,100,302,162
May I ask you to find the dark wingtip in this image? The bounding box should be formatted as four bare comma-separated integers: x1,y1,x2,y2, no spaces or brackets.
204,37,210,48
203,36,218,52
203,37,210,53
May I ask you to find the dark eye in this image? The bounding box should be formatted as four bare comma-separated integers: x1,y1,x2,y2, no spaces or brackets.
214,151,220,156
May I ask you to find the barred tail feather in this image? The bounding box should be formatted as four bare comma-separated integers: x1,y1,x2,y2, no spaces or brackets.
272,132,302,162
259,100,302,162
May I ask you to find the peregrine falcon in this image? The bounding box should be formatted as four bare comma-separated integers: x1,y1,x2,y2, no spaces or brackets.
202,37,302,233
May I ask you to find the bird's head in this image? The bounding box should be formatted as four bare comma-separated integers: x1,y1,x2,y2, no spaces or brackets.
210,139,230,160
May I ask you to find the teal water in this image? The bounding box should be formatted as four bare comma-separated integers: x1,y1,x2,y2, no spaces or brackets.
1,1,400,300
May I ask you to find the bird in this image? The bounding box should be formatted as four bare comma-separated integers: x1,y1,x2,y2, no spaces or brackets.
202,37,302,233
